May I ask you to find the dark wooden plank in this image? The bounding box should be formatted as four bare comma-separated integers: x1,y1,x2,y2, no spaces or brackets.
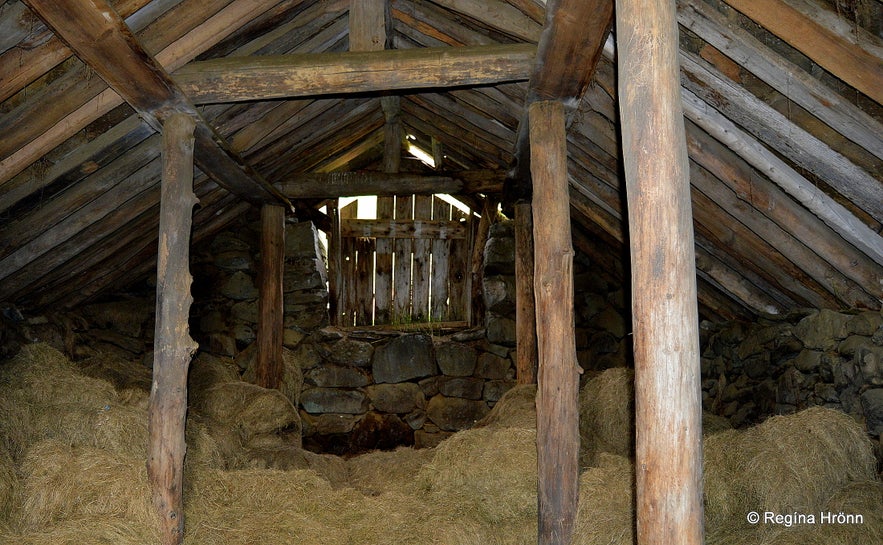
355,236,376,325
374,195,395,324
530,101,579,545
469,198,496,327
393,195,413,322
447,207,470,321
327,200,343,326
431,197,452,320
256,204,285,390
148,112,198,545
412,195,433,320
616,2,704,542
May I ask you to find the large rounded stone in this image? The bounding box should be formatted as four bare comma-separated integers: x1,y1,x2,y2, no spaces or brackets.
794,309,851,350
329,338,374,367
426,394,489,431
435,341,477,377
373,334,437,383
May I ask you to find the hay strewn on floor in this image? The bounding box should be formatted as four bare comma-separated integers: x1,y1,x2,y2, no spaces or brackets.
574,454,634,545
346,446,433,494
416,427,538,525
1,343,880,545
703,406,877,530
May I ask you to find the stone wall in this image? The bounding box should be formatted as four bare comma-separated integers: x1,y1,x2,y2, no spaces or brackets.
699,309,883,441
186,215,523,454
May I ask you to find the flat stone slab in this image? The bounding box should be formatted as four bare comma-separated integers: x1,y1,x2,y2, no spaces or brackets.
372,333,437,383
301,387,369,414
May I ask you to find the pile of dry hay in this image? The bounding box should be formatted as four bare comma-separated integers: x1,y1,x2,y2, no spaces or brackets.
1,344,880,545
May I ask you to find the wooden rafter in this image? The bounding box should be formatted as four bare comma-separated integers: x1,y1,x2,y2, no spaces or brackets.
21,0,289,208
509,0,614,193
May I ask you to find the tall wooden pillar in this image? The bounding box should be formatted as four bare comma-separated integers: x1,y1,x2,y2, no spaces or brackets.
531,100,580,545
616,1,705,544
148,112,199,545
514,202,538,385
256,203,285,389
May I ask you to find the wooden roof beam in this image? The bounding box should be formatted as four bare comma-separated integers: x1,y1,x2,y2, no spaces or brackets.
21,0,289,208
276,170,505,198
508,0,614,198
173,44,536,104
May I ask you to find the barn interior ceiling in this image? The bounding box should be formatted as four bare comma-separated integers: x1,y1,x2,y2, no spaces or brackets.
0,0,880,322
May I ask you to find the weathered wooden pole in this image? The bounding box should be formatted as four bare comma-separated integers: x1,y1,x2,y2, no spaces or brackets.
616,1,705,544
514,202,538,385
256,203,285,389
531,100,580,545
147,112,199,545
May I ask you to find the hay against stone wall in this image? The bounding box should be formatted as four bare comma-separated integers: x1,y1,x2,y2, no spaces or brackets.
0,343,148,461
193,381,301,447
77,352,152,392
474,384,537,430
187,352,241,405
240,345,304,409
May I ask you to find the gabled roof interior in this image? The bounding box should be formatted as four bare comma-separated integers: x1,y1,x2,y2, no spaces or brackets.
0,0,880,322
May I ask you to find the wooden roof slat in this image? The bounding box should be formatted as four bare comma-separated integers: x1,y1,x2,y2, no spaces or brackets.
429,0,542,42
679,51,882,222
722,0,883,105
0,0,152,103
679,0,883,162
681,88,883,266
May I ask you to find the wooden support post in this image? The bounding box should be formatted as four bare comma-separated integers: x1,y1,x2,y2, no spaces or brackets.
616,1,704,544
514,202,537,385
147,112,199,545
530,100,580,545
470,197,496,328
256,203,285,389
